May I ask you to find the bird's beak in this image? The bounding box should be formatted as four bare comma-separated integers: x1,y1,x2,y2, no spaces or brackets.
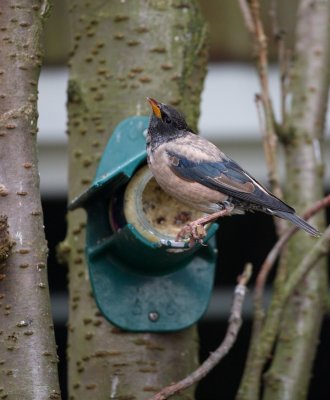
147,97,162,119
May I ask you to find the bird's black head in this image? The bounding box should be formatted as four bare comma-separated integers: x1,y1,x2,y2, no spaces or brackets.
147,98,189,134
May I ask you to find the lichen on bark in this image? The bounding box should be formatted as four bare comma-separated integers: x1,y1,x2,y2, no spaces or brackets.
0,216,12,265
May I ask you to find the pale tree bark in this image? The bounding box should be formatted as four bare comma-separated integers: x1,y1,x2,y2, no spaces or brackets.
262,1,330,398
237,1,330,399
63,1,208,399
0,1,61,399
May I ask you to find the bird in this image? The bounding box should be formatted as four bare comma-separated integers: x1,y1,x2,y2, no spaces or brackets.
146,97,320,242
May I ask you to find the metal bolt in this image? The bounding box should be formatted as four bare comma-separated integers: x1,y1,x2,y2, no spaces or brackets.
148,311,159,322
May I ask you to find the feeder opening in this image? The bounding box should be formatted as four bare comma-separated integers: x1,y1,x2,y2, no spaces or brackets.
123,165,205,243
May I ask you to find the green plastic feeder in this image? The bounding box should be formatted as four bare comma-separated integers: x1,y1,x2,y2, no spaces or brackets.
69,116,218,332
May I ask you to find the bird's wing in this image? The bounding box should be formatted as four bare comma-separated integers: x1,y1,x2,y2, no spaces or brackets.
166,150,294,213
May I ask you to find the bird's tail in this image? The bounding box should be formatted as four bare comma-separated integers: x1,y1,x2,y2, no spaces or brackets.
274,211,320,237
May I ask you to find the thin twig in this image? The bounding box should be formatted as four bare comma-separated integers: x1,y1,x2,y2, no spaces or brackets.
238,0,254,33
255,193,330,312
283,224,330,301
269,0,290,129
148,264,253,400
269,0,279,37
238,0,284,236
264,225,330,339
241,194,330,396
237,225,330,400
278,44,290,129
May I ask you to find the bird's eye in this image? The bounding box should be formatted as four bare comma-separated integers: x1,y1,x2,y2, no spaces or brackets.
163,116,171,124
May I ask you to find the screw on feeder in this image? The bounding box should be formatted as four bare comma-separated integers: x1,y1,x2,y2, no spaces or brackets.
148,311,159,322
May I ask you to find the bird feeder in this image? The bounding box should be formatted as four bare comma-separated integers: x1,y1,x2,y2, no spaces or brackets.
69,116,218,332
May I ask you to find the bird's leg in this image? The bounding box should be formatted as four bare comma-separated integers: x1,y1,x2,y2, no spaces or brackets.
176,205,234,244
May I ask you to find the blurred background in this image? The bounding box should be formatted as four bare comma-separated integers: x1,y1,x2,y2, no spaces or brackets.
39,1,330,398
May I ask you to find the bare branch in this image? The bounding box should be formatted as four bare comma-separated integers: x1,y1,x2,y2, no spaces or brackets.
238,0,330,397
278,44,290,128
282,224,330,302
261,0,330,393
237,222,330,400
254,193,330,316
238,0,285,235
238,0,254,33
148,264,252,400
245,194,330,373
269,0,279,37
269,0,291,129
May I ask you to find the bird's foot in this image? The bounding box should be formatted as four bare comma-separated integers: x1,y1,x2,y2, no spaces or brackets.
176,207,234,246
176,222,207,246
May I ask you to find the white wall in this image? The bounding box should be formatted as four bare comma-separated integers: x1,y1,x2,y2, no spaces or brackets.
38,64,330,196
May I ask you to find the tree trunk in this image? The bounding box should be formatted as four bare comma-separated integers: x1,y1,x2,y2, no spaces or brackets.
262,1,330,398
64,1,208,399
0,1,61,399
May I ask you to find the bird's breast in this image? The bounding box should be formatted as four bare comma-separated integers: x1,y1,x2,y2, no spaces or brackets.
148,145,229,213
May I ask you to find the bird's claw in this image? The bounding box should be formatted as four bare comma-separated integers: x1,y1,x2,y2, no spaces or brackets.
176,223,207,246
